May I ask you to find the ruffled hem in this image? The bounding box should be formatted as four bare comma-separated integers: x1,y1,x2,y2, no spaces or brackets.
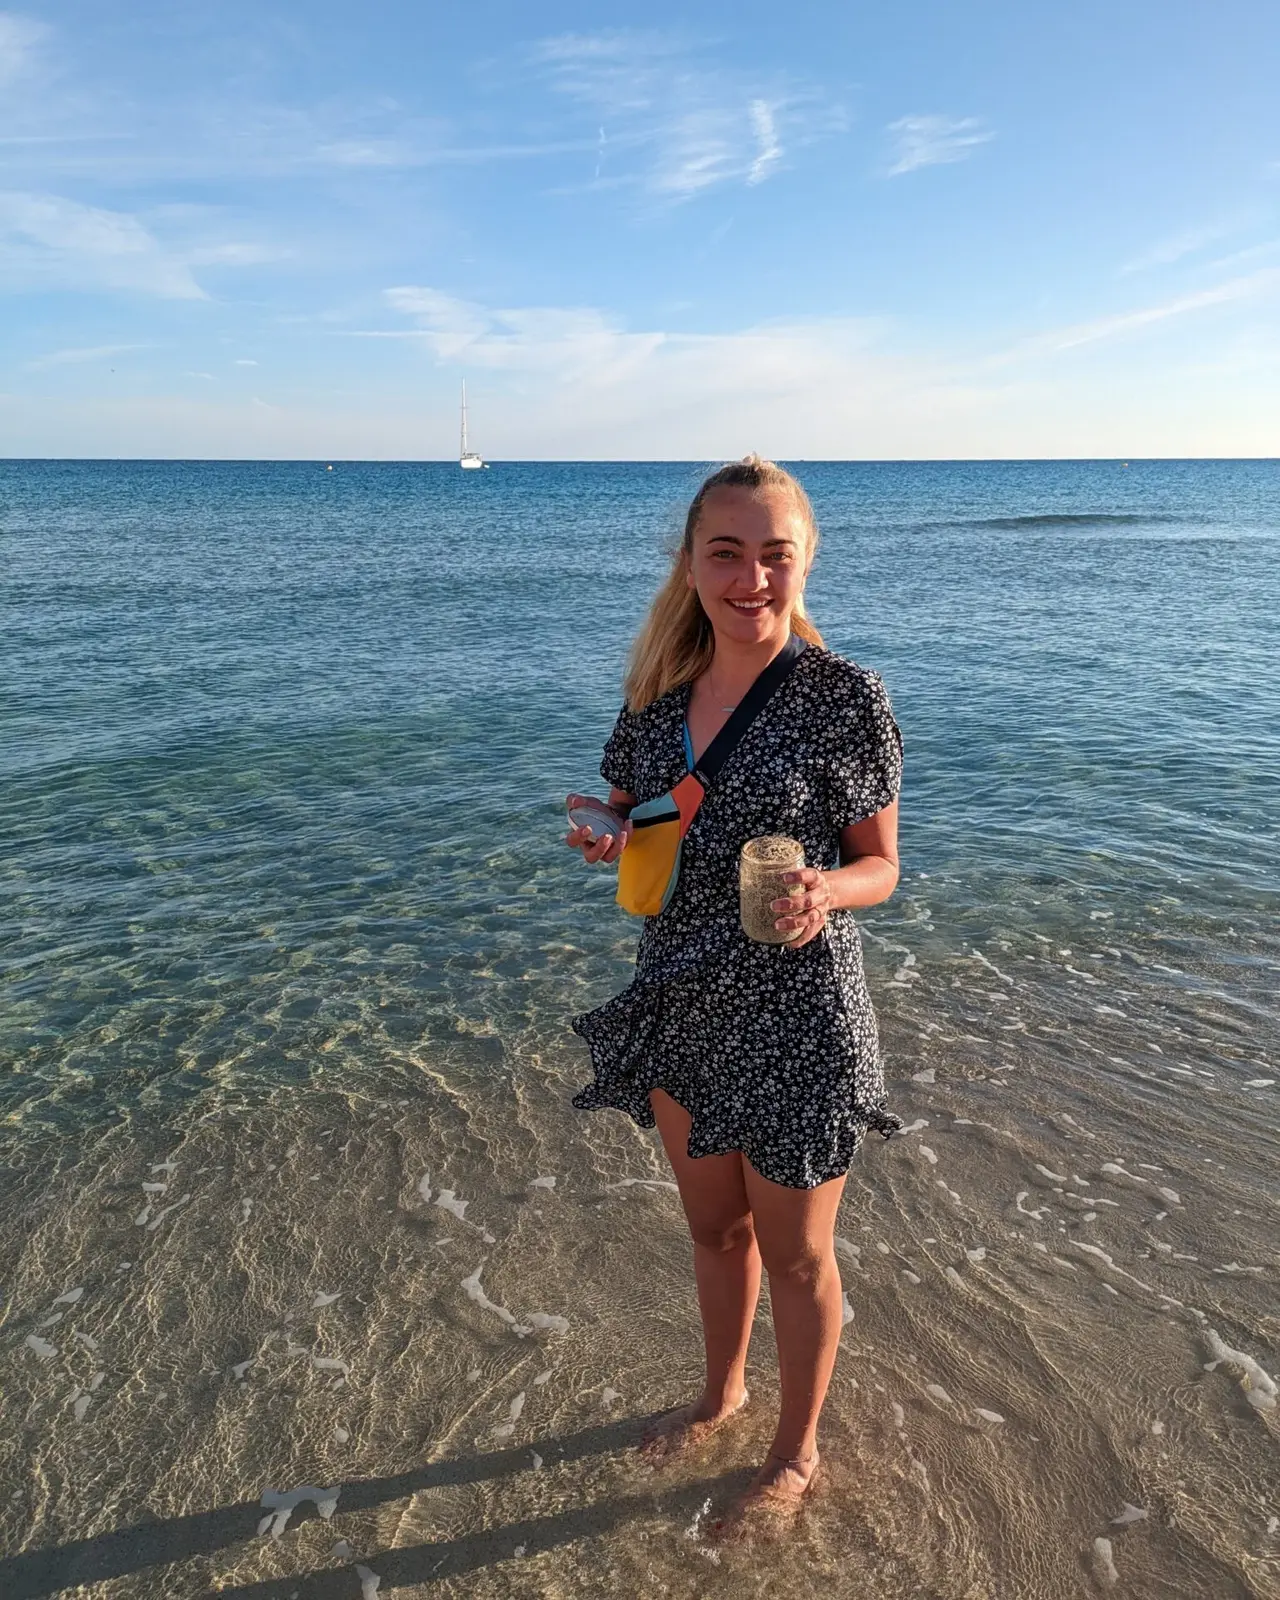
570,1001,902,1191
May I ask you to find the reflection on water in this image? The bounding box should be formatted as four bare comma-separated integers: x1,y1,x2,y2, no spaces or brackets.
1,460,1278,1597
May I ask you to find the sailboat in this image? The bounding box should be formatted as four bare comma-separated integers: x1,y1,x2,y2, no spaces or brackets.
459,380,486,469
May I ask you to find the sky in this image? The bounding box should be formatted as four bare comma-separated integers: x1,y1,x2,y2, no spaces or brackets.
1,0,1278,459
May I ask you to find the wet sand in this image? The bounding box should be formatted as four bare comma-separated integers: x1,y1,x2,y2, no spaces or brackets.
3,911,1277,1600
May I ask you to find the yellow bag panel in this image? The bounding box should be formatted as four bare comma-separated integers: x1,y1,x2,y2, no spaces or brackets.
616,817,682,917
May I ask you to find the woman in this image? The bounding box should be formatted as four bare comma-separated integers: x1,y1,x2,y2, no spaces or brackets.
564,455,903,1540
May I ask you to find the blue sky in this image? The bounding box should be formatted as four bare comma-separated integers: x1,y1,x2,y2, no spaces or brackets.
2,0,1278,458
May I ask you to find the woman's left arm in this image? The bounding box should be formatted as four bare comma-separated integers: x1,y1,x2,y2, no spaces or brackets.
771,800,900,947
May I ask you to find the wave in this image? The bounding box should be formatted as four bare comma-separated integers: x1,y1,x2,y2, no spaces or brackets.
938,512,1200,532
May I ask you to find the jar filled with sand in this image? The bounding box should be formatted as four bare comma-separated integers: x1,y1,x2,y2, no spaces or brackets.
739,835,806,943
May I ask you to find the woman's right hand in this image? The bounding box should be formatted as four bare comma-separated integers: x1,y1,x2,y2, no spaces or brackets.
564,794,633,866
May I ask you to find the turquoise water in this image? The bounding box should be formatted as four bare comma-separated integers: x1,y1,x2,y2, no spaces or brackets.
5,459,1276,1128
2,459,1278,1599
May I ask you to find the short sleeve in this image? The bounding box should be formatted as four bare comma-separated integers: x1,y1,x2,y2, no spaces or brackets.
599,704,638,793
826,671,904,830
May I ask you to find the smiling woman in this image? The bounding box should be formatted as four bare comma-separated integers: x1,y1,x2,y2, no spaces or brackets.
620,456,827,713
563,454,904,1542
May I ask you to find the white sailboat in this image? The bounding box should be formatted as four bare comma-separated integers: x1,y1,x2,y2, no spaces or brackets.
459,380,485,469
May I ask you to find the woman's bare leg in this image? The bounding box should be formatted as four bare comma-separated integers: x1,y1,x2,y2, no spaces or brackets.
642,1089,761,1458
712,1159,847,1536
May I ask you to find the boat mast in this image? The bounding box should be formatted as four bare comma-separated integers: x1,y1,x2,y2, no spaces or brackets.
460,380,468,459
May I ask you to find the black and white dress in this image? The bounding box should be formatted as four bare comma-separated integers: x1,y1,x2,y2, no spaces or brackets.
571,642,904,1190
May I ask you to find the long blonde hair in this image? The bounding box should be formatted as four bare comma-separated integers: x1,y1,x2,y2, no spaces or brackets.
623,454,825,711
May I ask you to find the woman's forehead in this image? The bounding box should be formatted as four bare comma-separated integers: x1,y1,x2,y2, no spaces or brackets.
696,485,806,541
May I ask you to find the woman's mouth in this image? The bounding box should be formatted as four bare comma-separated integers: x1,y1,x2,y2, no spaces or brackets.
726,597,771,613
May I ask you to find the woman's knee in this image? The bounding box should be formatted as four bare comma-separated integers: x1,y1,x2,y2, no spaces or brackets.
688,1211,756,1255
759,1241,833,1289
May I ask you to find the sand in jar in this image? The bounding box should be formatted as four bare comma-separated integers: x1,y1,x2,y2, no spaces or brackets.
740,835,805,943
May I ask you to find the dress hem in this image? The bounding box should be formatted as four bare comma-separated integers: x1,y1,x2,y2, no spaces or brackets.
570,1011,903,1190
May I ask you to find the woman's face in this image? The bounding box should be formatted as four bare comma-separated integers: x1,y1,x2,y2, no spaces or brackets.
685,486,812,647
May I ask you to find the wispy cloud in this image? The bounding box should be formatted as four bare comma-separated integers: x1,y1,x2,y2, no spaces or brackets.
311,136,594,170
1204,238,1280,273
998,268,1280,359
376,285,667,381
0,18,813,210
748,100,781,185
357,274,1280,457
0,11,46,87
0,191,285,297
885,114,992,177
188,240,287,266
531,30,841,203
314,139,416,169
0,22,589,189
0,190,207,297
26,341,148,370
1119,222,1237,275
330,282,991,458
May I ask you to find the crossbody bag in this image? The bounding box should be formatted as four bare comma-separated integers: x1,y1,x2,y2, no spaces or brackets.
615,634,807,917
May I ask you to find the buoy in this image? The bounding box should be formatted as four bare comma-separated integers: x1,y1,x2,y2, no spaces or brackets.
327,464,333,471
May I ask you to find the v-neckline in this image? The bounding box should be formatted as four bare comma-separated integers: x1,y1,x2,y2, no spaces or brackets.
682,679,732,770
681,638,806,771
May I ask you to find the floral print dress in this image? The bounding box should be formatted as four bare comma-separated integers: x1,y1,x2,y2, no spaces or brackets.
571,642,904,1190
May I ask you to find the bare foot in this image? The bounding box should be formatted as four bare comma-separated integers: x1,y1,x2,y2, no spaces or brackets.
710,1448,821,1544
638,1388,750,1466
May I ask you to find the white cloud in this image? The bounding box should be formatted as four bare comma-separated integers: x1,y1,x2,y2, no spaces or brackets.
999,268,1280,358
885,115,992,177
747,100,781,186
1119,222,1237,275
188,241,287,266
0,190,207,297
361,283,979,457
531,30,840,202
379,285,667,380
1204,238,1280,273
382,286,496,359
314,139,414,168
0,193,282,296
0,12,46,87
320,276,1280,459
27,341,147,369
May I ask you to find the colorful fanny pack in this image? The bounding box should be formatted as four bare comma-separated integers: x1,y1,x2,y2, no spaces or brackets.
615,634,807,917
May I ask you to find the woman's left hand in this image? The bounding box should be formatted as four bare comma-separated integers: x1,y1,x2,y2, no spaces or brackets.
771,868,835,948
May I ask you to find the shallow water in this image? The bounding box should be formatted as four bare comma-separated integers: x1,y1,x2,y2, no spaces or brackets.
1,459,1278,1598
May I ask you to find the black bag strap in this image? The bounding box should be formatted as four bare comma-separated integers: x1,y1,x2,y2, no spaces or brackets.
692,634,807,788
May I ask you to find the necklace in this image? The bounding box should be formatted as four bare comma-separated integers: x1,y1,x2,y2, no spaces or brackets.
707,667,738,713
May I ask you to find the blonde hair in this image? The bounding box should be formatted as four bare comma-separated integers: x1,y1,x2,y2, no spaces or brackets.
622,454,825,711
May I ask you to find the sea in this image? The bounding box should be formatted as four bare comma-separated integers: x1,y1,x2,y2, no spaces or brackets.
1,458,1277,1600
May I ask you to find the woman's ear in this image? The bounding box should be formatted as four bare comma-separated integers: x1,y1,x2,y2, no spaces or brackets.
684,550,696,589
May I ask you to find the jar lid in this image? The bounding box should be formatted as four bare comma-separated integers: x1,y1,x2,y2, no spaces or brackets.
741,834,803,866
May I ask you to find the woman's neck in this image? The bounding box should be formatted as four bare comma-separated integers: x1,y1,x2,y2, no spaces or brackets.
705,626,792,698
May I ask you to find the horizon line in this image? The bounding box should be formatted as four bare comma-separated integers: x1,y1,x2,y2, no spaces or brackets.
3,455,1278,466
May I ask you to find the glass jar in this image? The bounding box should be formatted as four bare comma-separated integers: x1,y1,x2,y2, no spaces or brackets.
739,835,806,943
